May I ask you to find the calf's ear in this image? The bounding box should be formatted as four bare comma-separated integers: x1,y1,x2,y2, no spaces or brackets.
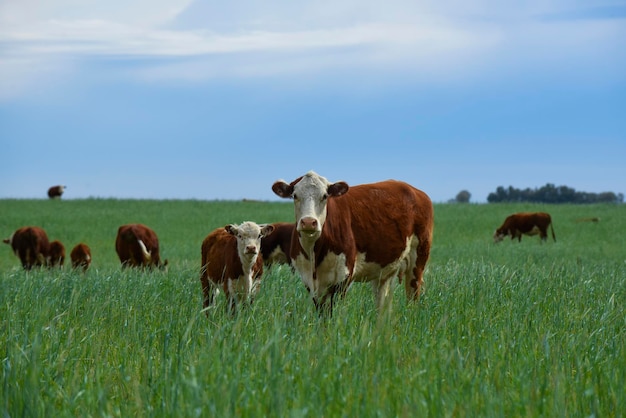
272,181,293,198
328,181,349,197
225,225,238,236
260,224,275,237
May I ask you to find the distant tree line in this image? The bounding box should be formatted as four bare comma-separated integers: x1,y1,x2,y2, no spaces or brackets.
487,183,624,204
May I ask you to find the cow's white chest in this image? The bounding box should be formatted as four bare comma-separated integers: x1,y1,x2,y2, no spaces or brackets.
294,251,349,298
227,271,257,301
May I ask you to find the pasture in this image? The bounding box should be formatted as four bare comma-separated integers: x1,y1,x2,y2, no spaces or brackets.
1,198,624,417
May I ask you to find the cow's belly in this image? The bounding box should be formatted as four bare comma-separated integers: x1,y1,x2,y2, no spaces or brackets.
352,252,402,283
524,226,541,236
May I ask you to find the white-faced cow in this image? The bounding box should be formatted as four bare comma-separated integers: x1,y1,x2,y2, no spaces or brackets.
200,222,274,314
48,185,66,199
70,243,92,271
3,226,51,270
272,171,434,316
115,224,167,269
494,212,556,243
260,222,295,266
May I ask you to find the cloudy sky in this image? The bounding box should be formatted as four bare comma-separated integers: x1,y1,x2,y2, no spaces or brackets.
1,0,624,202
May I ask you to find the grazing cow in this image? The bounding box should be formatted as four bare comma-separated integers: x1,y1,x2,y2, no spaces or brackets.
272,171,434,315
200,222,274,313
3,226,50,270
70,243,92,271
115,224,167,269
260,222,295,266
48,185,66,199
494,212,556,243
48,240,66,267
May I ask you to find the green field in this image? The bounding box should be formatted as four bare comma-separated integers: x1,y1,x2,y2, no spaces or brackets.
1,199,625,417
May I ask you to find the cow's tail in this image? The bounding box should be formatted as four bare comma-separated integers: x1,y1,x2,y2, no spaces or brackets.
138,239,152,263
550,222,556,242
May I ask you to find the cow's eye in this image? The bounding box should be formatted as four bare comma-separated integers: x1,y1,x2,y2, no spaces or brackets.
293,194,298,200
322,194,328,201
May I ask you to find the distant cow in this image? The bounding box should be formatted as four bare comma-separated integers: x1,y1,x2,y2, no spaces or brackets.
70,243,92,271
48,240,66,267
494,212,556,243
200,222,274,313
48,185,66,199
260,222,295,266
115,224,167,269
272,171,434,316
3,226,50,270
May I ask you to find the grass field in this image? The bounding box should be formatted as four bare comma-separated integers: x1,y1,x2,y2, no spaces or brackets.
1,199,625,417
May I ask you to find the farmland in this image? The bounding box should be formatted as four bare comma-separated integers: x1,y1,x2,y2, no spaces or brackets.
1,199,625,417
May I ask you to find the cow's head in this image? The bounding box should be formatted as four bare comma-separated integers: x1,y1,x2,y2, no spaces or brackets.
493,229,506,243
272,171,349,243
226,222,275,264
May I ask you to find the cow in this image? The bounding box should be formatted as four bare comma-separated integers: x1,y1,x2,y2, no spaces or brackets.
48,185,66,199
70,243,92,271
200,222,274,314
272,171,434,316
48,240,66,267
115,224,167,269
3,226,50,270
260,222,295,266
493,212,556,243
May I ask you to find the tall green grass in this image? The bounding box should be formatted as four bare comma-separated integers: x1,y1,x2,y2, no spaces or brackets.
1,199,624,416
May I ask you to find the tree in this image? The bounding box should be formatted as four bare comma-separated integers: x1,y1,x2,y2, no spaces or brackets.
455,190,471,203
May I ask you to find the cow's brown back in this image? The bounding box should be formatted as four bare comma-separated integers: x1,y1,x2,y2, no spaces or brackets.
115,224,165,268
4,226,50,269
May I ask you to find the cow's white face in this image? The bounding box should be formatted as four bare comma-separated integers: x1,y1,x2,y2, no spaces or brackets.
272,171,349,245
493,230,506,243
226,222,274,265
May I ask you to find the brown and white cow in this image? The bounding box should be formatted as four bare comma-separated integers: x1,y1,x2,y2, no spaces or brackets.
3,226,51,270
260,222,295,266
70,243,92,271
48,185,66,199
48,240,66,267
272,171,434,315
115,224,167,269
200,222,274,313
493,212,556,243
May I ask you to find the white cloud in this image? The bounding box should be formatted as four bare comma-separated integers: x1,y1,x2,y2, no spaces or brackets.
0,0,624,100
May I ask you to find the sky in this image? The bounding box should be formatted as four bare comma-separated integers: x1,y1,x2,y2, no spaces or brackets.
1,0,625,203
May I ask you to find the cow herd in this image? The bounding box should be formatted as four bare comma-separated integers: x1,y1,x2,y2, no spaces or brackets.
4,171,557,317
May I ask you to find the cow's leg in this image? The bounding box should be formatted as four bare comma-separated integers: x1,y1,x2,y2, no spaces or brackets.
372,277,393,311
405,234,431,301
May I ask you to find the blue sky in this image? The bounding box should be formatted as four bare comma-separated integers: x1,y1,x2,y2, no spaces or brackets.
1,0,624,203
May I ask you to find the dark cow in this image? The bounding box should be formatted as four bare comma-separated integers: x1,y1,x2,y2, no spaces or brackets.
494,212,556,243
260,222,295,266
70,243,92,271
48,240,66,267
3,226,50,270
115,224,167,269
272,171,434,315
48,185,66,199
200,222,274,313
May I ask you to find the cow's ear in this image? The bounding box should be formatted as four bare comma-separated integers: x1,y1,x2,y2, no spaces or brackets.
225,225,238,236
260,224,275,237
272,181,293,198
328,181,349,197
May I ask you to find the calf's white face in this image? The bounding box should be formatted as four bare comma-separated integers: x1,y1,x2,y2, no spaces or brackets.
226,222,274,264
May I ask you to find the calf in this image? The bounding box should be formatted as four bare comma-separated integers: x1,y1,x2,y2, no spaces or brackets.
70,243,92,271
48,185,66,199
115,224,167,268
3,226,50,270
260,222,295,266
272,171,434,316
200,222,274,313
494,212,556,243
48,240,66,267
